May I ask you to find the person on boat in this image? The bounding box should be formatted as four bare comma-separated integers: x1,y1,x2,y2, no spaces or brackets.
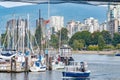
80,61,86,72
57,55,61,62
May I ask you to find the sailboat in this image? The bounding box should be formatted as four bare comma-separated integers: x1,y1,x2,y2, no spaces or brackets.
29,11,47,72
29,54,46,72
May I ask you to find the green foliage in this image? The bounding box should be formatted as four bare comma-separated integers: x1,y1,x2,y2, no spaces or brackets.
112,33,120,46
73,40,79,50
116,44,120,49
1,32,7,48
69,31,91,47
104,44,115,50
101,30,112,44
88,45,99,51
79,31,91,46
89,31,101,45
72,39,85,50
35,25,42,48
58,28,69,45
69,31,81,47
49,34,59,49
98,35,105,50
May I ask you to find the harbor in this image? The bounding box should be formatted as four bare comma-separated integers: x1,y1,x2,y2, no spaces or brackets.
0,54,120,80
1,0,120,80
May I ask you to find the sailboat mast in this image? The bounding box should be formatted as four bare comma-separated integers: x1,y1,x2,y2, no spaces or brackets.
39,9,41,56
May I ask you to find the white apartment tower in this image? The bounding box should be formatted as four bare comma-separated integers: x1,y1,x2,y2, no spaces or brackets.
66,20,89,38
107,4,120,37
50,16,64,34
99,21,107,32
84,17,99,33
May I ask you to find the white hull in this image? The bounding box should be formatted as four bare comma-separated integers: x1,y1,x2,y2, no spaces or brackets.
30,66,46,72
52,61,65,70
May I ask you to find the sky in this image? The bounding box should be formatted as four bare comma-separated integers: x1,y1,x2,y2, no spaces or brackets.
0,2,108,33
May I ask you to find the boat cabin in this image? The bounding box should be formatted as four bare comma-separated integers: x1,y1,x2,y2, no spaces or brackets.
59,45,72,58
59,45,74,65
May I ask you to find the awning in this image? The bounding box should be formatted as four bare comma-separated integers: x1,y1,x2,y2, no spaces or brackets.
0,0,120,7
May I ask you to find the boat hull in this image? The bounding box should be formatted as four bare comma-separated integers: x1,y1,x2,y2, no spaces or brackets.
115,53,120,56
30,66,46,72
62,71,90,77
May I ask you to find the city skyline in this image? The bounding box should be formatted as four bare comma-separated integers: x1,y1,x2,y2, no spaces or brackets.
0,3,107,33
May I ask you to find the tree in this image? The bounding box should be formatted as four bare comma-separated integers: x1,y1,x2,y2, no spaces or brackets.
79,31,91,46
78,39,85,50
101,30,112,44
98,35,105,50
72,39,85,50
57,28,69,45
69,31,91,49
90,31,101,45
1,32,7,48
35,24,42,49
49,34,59,49
112,33,120,46
69,32,82,48
116,44,120,49
73,40,79,50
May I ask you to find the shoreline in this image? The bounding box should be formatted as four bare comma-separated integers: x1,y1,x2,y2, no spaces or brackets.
72,50,117,55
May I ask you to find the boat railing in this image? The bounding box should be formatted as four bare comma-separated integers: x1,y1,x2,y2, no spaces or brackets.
64,61,88,72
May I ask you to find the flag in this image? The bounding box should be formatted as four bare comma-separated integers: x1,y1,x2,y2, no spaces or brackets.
44,20,50,24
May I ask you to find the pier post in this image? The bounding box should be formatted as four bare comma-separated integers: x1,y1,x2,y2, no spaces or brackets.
11,56,16,72
48,57,52,70
25,57,29,72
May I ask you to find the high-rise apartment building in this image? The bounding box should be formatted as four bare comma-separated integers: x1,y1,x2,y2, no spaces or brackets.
50,16,64,34
84,17,99,33
99,21,107,32
66,20,89,38
107,4,120,37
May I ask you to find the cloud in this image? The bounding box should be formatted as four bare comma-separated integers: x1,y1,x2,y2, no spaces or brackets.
0,1,35,8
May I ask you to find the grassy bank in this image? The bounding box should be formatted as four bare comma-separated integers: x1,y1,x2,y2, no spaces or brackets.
72,50,117,55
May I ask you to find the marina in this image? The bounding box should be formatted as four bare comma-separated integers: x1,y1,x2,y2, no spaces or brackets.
0,54,120,80
0,0,120,80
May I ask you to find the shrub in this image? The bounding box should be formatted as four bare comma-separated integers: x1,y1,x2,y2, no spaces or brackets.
104,44,115,50
88,45,99,51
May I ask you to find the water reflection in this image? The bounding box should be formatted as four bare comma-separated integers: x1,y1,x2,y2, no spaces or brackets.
10,73,16,80
24,72,29,80
10,72,29,80
63,77,90,80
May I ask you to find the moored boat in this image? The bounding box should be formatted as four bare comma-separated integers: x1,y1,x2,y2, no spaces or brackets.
62,61,90,78
115,53,120,56
30,55,47,72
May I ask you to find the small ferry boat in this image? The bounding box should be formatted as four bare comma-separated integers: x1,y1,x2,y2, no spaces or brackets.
62,61,90,78
115,51,120,56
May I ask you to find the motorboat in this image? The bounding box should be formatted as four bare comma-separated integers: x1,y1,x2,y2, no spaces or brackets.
62,61,90,78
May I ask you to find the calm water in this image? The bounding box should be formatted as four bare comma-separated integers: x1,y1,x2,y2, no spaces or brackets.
1,54,120,80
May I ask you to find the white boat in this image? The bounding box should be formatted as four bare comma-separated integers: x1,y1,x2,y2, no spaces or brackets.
62,61,90,78
30,61,46,72
30,55,47,72
52,61,65,70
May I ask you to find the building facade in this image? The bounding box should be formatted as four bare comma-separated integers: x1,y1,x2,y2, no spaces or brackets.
66,20,89,38
84,17,99,33
50,16,64,34
107,4,120,36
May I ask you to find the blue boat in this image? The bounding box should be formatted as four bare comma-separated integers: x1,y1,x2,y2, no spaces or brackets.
115,53,120,56
115,51,120,56
62,70,90,77
62,61,90,78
